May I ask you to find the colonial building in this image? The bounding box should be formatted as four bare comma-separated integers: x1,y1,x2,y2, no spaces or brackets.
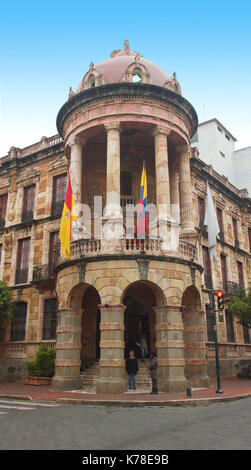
0,41,250,393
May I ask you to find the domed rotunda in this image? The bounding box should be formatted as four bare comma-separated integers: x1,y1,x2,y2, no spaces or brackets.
52,41,208,394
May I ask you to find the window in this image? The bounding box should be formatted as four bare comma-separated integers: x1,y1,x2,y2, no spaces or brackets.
243,325,250,344
89,75,95,88
237,261,244,286
232,218,238,241
0,194,8,229
198,196,205,226
22,185,35,223
16,238,30,284
202,246,212,289
217,126,222,133
42,299,57,340
225,310,235,343
52,173,67,217
220,254,228,294
49,232,60,275
10,302,27,341
216,207,224,241
132,69,142,83
249,228,251,252
219,151,225,158
121,172,132,196
225,134,230,141
206,304,214,341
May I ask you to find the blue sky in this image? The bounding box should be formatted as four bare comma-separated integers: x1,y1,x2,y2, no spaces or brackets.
1,0,251,156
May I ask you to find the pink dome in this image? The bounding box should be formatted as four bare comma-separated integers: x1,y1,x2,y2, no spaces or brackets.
75,41,180,94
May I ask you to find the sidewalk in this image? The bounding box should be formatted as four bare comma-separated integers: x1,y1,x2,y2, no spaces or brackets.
0,376,251,406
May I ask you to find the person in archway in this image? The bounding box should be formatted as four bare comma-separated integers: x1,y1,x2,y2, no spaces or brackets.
149,352,158,394
140,333,148,362
125,350,139,391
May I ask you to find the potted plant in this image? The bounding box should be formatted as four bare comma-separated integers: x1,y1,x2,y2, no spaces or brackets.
24,345,56,385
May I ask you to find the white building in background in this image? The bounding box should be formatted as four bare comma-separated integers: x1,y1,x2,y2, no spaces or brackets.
191,118,251,196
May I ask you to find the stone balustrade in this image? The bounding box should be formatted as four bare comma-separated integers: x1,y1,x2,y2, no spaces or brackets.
56,237,198,265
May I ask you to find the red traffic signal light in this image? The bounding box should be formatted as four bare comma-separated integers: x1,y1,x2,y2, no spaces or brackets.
216,290,223,298
215,290,224,310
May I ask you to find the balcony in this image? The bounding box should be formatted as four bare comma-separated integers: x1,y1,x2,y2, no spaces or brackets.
55,237,198,266
32,264,56,285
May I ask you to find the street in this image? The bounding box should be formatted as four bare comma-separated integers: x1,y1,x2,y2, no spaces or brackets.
0,397,250,450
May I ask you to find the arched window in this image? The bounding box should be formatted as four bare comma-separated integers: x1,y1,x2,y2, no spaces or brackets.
89,75,95,88
132,69,142,83
10,302,27,341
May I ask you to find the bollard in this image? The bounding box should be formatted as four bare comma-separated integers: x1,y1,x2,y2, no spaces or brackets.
186,387,192,398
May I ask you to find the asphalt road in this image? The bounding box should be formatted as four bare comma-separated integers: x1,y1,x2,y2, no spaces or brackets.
0,397,250,451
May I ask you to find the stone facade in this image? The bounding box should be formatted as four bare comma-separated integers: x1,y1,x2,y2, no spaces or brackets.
0,42,250,392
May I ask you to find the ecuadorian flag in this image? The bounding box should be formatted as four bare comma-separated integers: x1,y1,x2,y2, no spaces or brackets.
59,170,77,259
136,161,148,238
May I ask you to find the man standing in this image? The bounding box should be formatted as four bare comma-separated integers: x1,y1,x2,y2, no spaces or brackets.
126,350,139,391
149,352,158,394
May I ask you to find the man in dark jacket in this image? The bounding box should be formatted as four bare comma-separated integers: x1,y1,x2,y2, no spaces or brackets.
149,352,158,394
126,350,139,390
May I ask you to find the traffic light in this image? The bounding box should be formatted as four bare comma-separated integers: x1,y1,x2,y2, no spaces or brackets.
216,290,224,310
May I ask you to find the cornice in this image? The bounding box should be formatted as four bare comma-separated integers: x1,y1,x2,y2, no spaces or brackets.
56,82,198,138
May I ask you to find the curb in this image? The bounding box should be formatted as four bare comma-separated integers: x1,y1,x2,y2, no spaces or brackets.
0,393,33,401
55,392,251,407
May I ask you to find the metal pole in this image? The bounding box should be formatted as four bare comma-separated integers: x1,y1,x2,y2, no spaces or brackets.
210,288,223,393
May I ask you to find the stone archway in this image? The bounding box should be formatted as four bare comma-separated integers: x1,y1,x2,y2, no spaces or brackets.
122,281,160,359
182,286,210,388
52,282,100,391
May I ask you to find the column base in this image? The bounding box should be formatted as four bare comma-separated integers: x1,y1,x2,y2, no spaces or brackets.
96,378,127,394
158,377,189,393
187,375,210,388
51,376,83,391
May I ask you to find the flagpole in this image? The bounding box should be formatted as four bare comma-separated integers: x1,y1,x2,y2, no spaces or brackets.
204,180,223,394
210,287,223,393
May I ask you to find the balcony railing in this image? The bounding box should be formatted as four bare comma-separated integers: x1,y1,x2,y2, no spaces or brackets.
21,210,34,223
33,264,56,283
51,201,64,217
15,268,29,285
222,281,240,296
0,218,5,230
56,238,197,265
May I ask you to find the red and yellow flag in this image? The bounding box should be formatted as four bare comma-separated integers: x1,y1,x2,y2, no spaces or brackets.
59,170,76,259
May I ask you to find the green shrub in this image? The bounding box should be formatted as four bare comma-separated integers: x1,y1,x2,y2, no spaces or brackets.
26,345,56,377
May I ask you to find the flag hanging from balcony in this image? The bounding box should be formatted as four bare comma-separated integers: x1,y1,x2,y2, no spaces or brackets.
136,161,148,238
204,180,220,264
59,170,77,259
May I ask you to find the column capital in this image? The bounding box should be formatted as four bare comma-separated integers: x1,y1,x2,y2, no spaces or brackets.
67,135,86,148
152,125,171,137
176,143,191,154
104,121,121,133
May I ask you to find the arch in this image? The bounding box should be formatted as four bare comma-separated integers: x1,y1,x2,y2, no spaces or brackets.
121,279,166,307
121,280,166,359
67,282,91,309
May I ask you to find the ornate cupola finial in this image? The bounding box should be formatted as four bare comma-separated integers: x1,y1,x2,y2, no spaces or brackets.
124,39,130,53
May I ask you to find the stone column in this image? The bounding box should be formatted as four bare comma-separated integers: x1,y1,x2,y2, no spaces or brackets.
153,126,171,224
52,308,83,391
177,144,195,235
104,121,121,218
154,305,188,392
183,309,210,388
96,304,127,394
68,135,85,205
